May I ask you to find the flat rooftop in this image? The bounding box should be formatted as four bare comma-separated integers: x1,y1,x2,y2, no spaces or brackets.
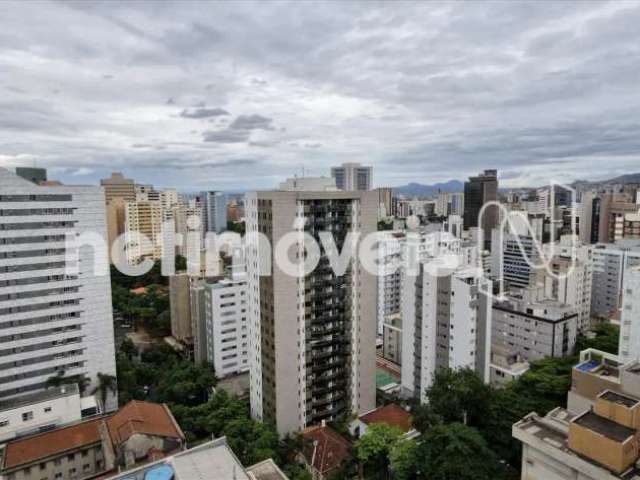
0,384,79,412
574,411,635,443
600,390,640,409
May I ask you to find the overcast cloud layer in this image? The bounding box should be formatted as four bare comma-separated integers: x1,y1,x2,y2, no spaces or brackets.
1,1,640,190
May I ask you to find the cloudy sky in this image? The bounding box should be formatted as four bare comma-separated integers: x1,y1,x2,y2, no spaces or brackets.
2,1,640,191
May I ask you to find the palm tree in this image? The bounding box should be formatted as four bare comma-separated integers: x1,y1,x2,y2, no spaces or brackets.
45,370,67,389
92,373,117,412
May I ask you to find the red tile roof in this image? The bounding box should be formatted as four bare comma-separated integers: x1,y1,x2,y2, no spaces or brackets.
106,400,184,445
301,425,351,475
3,418,104,469
359,404,412,433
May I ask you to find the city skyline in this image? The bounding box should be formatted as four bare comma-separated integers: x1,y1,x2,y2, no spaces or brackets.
3,2,640,190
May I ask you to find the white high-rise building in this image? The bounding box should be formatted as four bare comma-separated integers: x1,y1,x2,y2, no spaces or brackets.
160,189,180,211
330,163,372,191
0,168,117,410
544,240,593,332
203,271,250,379
200,191,227,234
245,178,377,436
591,242,640,318
401,260,492,403
376,231,405,335
619,265,640,363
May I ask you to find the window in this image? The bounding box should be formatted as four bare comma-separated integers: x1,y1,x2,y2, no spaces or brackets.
54,473,62,479
44,406,52,413
0,420,9,427
83,464,91,472
22,411,34,422
81,450,89,458
40,463,46,471
67,454,75,461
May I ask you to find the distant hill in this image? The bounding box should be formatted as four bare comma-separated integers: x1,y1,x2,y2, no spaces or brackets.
393,180,464,198
599,173,640,185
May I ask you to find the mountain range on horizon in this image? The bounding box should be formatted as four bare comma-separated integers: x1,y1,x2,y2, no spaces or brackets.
392,173,640,198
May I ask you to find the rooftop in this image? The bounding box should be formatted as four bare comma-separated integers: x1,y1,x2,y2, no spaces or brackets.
107,438,252,480
106,400,184,446
301,425,351,475
2,417,104,469
359,404,413,433
600,390,640,409
0,384,79,412
573,411,636,443
246,459,289,480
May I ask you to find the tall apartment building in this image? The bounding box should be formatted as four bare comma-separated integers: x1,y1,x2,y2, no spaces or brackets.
544,247,593,332
160,189,180,211
435,192,464,217
376,231,405,335
493,233,541,290
100,172,136,204
619,265,640,363
375,187,393,218
203,271,249,379
124,201,173,264
134,184,160,202
401,262,492,403
463,169,498,248
200,191,227,234
492,290,578,362
0,168,117,410
172,201,202,260
591,242,640,318
105,198,127,263
169,273,192,342
189,279,207,365
245,178,377,435
330,163,372,191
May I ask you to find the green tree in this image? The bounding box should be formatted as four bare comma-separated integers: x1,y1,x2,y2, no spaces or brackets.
415,423,503,480
389,438,417,480
93,372,117,410
355,423,403,479
424,368,493,429
575,323,619,354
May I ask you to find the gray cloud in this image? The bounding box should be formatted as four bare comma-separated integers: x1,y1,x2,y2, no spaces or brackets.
229,114,274,131
1,1,640,190
180,107,230,119
202,129,250,143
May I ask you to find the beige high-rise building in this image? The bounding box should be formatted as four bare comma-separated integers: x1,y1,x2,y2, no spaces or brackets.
106,198,127,262
124,201,173,264
100,172,136,203
170,273,193,342
245,177,377,436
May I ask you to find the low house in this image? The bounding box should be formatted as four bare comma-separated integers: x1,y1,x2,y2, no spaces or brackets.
1,417,113,480
299,423,351,480
348,404,416,439
106,400,185,468
0,400,185,480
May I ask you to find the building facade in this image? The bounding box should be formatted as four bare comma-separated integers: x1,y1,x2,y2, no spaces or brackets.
245,181,377,435
0,168,117,410
330,163,372,191
200,191,227,234
463,169,498,248
619,265,640,363
401,261,492,403
591,242,640,318
203,272,250,379
492,292,578,362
